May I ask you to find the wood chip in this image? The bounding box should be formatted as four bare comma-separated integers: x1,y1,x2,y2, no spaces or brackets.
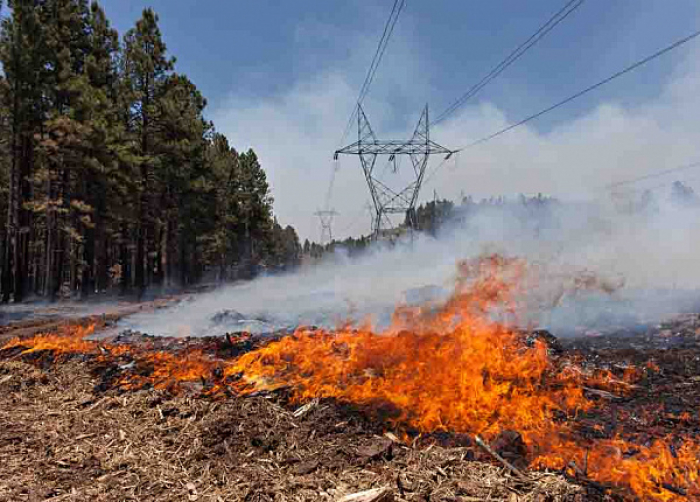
291,459,320,475
293,398,319,418
583,387,623,400
383,432,400,443
357,439,393,461
474,436,530,483
186,481,198,501
337,487,393,502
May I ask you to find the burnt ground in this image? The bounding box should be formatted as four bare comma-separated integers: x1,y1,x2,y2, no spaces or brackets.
560,314,700,443
0,314,699,501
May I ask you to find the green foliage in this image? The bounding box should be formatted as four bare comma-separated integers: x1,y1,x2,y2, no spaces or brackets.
0,1,299,302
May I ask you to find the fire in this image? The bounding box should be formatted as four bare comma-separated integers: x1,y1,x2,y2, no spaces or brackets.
228,254,699,501
227,255,588,438
2,324,97,355
534,436,700,502
2,255,698,500
1,323,215,392
113,350,219,392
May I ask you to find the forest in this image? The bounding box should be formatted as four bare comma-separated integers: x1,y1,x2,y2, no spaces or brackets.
0,1,302,303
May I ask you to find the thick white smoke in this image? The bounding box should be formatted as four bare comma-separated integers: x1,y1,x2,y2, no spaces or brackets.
123,10,700,338
121,191,700,338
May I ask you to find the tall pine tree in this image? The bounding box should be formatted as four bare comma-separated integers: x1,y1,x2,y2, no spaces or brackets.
0,0,48,301
122,8,174,297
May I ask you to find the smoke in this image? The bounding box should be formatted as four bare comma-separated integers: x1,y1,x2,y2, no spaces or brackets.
210,30,700,242
121,191,700,338
125,14,700,338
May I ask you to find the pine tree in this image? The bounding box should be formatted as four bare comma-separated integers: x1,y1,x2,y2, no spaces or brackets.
0,0,48,301
204,133,239,282
155,73,212,286
122,8,174,297
34,0,99,299
79,1,122,295
0,1,301,301
236,149,273,276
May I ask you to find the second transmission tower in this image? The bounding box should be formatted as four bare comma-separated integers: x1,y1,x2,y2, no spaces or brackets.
314,209,339,245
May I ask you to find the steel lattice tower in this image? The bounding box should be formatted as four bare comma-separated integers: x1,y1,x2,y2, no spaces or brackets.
314,209,338,245
335,104,453,238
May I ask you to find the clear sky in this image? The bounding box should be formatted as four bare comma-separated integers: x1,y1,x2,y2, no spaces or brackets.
103,1,700,241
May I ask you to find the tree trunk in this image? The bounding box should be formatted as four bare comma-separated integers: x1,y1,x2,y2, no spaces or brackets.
94,200,108,293
135,220,145,299
161,218,169,288
119,223,131,296
2,136,16,302
2,162,15,302
14,133,34,303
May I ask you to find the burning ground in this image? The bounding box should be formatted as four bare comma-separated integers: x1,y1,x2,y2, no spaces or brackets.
1,255,699,501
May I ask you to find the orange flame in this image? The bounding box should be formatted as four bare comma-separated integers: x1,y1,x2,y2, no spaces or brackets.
2,255,698,500
227,254,699,501
227,256,587,437
113,350,219,392
2,324,97,354
1,324,215,392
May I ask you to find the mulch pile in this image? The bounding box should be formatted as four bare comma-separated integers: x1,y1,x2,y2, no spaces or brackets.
0,358,584,502
2,312,700,501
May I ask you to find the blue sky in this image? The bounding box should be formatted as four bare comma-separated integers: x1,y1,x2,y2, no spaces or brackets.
104,1,700,240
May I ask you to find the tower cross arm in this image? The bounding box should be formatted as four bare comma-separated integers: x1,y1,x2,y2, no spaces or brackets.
332,104,454,238
335,139,453,157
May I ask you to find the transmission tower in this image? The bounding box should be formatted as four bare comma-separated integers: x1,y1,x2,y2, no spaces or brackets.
314,209,339,245
334,104,454,238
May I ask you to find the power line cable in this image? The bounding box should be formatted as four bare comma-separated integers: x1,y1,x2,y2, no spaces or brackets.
355,0,401,107
432,0,585,126
424,29,700,187
339,201,373,236
422,156,450,187
322,159,340,210
323,0,406,216
605,160,700,190
461,29,700,151
360,0,405,107
337,0,405,149
612,174,700,196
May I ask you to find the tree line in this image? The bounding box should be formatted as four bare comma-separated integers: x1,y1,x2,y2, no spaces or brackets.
302,182,700,259
0,1,301,302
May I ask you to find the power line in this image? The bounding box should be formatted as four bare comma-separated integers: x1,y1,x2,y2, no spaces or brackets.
337,0,406,149
360,0,405,108
605,160,700,190
461,29,700,150
424,29,700,187
356,0,401,106
322,159,340,210
339,201,373,236
614,174,700,196
422,151,452,187
432,0,585,127
324,0,406,221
